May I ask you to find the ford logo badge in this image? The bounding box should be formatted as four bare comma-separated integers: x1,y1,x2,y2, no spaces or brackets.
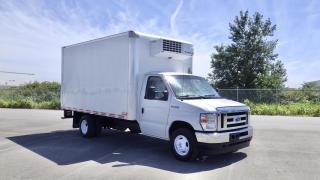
235,117,241,122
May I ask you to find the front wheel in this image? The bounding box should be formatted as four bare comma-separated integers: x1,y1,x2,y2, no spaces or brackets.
170,128,198,161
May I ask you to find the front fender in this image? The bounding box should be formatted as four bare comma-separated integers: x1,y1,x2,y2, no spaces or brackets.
166,109,203,139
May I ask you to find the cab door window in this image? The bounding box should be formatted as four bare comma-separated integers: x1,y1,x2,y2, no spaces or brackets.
144,76,168,101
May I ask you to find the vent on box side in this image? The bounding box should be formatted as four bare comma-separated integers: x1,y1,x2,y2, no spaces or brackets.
150,39,193,60
162,40,182,53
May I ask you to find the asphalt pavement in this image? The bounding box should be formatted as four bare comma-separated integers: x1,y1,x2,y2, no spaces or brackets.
0,108,319,180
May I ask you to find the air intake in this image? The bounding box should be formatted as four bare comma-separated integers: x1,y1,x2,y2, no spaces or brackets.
162,40,182,53
150,39,193,60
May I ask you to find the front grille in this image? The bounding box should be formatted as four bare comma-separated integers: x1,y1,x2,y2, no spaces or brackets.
218,110,248,131
162,39,182,53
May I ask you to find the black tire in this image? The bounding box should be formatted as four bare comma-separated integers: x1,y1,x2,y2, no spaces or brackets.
95,119,102,136
115,126,127,132
129,127,141,134
170,128,198,161
79,115,101,138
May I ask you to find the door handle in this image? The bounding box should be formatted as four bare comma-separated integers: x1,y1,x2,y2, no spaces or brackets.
141,108,144,114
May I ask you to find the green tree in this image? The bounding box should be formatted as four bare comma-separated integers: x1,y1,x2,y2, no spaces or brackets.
208,11,287,89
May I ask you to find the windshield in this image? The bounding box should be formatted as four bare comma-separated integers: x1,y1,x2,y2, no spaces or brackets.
165,75,220,99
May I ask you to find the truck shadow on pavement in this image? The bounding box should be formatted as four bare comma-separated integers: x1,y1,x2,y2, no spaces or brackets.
7,130,247,173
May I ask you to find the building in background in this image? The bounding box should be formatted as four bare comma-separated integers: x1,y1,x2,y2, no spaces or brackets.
0,71,35,86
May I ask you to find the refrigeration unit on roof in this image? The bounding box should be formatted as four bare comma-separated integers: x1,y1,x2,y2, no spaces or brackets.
150,39,193,60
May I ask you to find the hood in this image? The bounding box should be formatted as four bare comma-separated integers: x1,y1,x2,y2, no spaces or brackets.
181,98,247,112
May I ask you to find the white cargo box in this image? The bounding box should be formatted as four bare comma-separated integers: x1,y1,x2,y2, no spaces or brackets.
61,31,193,120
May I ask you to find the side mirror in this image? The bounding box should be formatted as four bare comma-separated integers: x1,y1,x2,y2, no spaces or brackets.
161,90,168,100
146,86,168,101
155,89,168,101
147,86,156,99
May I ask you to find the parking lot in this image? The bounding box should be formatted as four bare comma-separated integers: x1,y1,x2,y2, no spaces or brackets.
0,108,319,180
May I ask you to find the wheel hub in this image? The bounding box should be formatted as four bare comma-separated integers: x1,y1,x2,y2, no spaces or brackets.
174,135,190,156
81,119,88,134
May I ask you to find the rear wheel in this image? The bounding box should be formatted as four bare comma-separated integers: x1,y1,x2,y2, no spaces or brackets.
170,128,198,161
129,127,141,134
79,115,101,138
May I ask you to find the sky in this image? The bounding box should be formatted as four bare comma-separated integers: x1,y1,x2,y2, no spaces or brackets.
0,0,320,87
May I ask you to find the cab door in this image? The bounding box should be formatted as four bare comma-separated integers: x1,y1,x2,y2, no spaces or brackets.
139,76,170,139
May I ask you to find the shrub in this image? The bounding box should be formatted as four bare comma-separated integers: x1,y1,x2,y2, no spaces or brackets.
0,99,9,108
35,100,60,109
0,82,60,109
244,99,320,117
9,99,33,109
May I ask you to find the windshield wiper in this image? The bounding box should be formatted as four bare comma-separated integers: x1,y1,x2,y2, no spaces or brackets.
178,95,191,99
178,95,221,100
178,95,205,100
178,95,198,100
203,94,221,99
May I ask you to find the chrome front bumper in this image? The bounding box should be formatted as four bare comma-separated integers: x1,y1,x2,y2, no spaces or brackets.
195,126,253,144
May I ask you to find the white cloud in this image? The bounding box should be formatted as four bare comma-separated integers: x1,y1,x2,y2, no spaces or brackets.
0,0,214,82
170,0,183,36
1,0,318,88
0,1,105,81
0,1,165,82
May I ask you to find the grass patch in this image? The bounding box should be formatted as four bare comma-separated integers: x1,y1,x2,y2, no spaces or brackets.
34,100,60,109
0,99,60,109
0,82,60,109
244,99,320,116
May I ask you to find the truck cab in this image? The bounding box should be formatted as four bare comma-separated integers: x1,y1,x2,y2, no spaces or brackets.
138,72,252,160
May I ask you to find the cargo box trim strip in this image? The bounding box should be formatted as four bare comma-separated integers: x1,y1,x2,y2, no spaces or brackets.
61,106,128,119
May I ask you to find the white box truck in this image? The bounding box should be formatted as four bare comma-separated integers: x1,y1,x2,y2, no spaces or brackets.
61,31,253,161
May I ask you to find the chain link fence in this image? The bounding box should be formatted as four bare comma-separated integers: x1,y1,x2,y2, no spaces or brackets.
1,84,320,109
217,89,320,104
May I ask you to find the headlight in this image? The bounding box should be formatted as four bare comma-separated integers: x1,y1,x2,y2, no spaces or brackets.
200,113,217,131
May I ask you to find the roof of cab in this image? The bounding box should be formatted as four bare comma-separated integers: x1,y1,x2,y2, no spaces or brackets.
145,71,198,76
